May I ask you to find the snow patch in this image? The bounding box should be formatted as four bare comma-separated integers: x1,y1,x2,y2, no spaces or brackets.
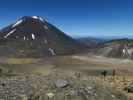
123,49,126,54
39,17,44,22
48,48,56,55
31,16,45,22
31,16,38,19
44,25,48,30
44,39,48,44
12,20,23,28
4,29,16,38
31,33,35,40
23,36,26,40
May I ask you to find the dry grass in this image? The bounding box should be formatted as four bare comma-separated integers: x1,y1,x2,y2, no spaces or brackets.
54,55,133,68
4,58,41,64
54,56,89,66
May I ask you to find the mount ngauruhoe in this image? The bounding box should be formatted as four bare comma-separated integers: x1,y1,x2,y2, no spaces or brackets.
0,16,87,57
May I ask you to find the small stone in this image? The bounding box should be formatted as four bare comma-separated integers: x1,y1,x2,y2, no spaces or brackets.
111,94,115,98
87,86,93,90
1,83,5,87
46,92,55,98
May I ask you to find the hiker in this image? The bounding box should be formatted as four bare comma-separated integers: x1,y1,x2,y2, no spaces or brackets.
112,69,116,79
0,68,2,74
101,70,107,80
0,68,2,76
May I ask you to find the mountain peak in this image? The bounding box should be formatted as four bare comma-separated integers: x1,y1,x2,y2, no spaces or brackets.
0,16,48,40
11,16,45,28
21,16,45,22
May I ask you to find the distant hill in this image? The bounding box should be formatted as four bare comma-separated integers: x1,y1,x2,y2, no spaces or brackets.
77,37,108,48
94,38,133,59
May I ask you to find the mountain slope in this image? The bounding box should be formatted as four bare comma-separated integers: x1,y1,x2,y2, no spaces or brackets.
0,16,88,57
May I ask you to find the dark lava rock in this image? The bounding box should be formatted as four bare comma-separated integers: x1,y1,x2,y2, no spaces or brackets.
124,83,133,93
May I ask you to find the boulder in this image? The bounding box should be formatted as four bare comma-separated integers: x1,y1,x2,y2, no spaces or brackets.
54,79,69,88
124,83,133,93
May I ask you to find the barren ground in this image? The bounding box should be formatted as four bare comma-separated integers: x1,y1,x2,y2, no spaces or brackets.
0,54,133,99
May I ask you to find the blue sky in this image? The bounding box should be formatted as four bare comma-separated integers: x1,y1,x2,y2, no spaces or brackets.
0,0,132,38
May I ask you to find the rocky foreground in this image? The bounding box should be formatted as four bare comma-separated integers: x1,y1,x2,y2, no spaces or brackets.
0,72,127,100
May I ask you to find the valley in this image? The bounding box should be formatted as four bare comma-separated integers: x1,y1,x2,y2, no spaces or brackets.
0,54,133,99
